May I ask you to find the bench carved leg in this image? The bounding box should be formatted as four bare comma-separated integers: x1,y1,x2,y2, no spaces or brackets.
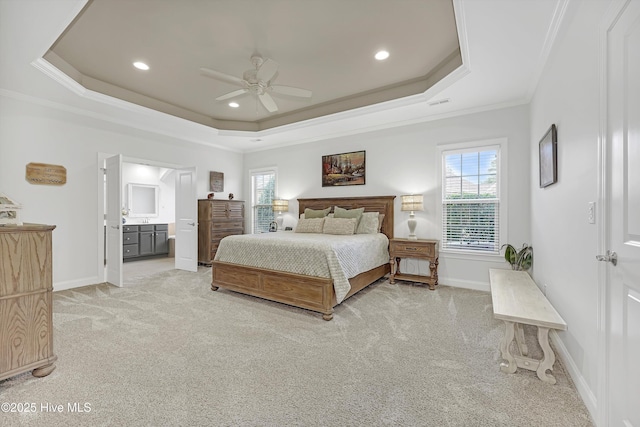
515,323,528,356
536,327,557,384
499,320,517,374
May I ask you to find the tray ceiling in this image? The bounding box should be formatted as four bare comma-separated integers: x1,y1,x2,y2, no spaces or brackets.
44,0,461,132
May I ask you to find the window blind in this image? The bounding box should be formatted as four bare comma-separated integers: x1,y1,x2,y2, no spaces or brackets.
251,170,276,233
442,148,500,253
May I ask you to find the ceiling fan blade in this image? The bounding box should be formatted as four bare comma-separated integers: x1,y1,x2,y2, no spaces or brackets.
215,89,248,101
271,85,312,98
258,92,278,113
256,58,279,82
200,67,244,86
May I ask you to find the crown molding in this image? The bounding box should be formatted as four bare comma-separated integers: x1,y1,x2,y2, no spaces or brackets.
526,0,571,101
1,81,241,154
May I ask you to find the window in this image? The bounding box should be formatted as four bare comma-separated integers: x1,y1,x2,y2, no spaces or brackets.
251,168,276,233
440,141,505,254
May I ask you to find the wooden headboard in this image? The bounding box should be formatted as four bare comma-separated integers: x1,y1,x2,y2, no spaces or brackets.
297,196,395,239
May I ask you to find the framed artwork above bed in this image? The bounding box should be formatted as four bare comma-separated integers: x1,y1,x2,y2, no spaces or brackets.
322,150,365,187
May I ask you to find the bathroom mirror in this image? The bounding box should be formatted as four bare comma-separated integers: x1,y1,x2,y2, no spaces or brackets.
127,183,159,217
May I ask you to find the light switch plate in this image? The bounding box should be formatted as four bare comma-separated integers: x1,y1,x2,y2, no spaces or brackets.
588,202,596,224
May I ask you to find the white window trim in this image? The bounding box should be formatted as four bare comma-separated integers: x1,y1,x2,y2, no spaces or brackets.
250,166,278,234
436,138,508,260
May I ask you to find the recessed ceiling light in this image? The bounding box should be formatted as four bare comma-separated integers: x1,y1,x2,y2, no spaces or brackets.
228,102,239,108
133,61,149,71
375,50,389,61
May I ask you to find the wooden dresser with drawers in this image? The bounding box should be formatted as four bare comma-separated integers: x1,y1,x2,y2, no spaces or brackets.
197,199,244,266
1,223,57,380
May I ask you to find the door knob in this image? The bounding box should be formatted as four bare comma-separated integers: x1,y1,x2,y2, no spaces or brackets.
188,222,195,226
596,250,617,266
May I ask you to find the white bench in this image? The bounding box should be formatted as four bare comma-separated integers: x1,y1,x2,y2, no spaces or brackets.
489,268,567,384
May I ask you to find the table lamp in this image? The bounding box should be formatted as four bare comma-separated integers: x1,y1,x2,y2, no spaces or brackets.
272,199,289,230
401,194,424,240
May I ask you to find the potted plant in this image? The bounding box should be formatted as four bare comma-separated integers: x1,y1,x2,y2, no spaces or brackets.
501,243,533,271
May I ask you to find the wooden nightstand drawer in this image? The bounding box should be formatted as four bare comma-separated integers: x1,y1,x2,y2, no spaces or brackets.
390,241,434,257
389,238,439,290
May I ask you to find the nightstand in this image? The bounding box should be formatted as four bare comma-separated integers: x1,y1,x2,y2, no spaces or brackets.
389,238,439,290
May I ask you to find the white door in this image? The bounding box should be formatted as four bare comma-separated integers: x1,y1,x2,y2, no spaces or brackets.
175,167,197,272
604,0,640,425
105,154,123,287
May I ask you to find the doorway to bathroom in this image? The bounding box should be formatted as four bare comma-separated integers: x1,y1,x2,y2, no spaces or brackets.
99,153,197,287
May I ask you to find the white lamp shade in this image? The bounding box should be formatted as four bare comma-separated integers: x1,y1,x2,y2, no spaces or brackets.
272,199,289,212
401,194,424,212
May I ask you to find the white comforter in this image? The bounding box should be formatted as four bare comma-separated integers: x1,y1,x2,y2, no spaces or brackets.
213,232,390,303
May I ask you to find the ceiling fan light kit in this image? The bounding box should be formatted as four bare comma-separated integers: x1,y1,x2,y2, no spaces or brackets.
201,54,312,114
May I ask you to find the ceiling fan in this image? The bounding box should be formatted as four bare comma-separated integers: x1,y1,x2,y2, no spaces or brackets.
200,54,312,113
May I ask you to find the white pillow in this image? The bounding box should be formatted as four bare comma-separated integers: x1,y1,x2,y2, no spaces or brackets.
356,212,380,234
323,217,357,235
294,218,325,233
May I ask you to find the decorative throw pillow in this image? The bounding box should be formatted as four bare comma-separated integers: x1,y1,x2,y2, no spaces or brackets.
322,217,357,235
294,218,325,233
304,207,331,218
333,206,364,228
377,213,385,232
301,212,333,219
356,212,380,234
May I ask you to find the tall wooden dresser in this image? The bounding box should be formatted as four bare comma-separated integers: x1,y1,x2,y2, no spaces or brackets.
0,224,57,380
198,199,244,266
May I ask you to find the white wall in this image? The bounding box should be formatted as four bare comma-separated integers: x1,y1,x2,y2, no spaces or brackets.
244,104,531,290
0,94,243,291
529,0,609,418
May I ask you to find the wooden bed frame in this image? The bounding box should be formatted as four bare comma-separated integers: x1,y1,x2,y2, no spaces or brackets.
211,195,395,320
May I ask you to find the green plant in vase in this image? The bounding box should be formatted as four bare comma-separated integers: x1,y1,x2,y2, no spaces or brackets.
501,243,533,271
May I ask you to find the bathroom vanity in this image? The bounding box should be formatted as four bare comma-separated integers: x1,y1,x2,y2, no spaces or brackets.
123,223,169,261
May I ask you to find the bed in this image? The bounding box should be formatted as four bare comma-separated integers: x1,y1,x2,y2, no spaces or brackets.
211,196,395,320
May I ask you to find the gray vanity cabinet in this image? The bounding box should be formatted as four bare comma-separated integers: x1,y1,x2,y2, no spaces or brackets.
139,225,155,256
154,225,169,254
123,224,168,261
123,225,139,259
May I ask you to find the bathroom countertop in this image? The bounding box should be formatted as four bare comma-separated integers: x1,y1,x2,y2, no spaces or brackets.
123,221,169,225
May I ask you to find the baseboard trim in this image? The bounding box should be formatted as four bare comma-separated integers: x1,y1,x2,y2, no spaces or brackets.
438,277,490,292
53,276,102,292
551,331,598,424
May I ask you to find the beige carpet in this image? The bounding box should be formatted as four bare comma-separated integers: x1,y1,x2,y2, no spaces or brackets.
1,268,593,426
